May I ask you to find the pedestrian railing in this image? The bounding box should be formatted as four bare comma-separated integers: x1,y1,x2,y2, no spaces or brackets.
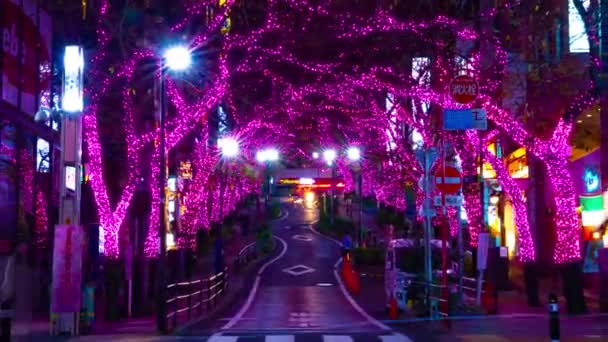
164,241,257,331
410,277,486,317
462,276,484,303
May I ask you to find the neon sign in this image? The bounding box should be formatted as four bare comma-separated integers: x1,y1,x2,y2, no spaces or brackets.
583,167,600,193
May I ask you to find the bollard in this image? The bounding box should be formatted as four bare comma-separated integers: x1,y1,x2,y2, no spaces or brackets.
548,293,560,342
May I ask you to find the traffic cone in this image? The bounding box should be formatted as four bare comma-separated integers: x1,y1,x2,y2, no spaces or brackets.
350,269,360,294
388,295,398,320
342,260,353,290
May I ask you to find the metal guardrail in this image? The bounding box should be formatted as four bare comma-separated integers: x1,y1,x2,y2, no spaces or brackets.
164,241,257,331
410,277,486,317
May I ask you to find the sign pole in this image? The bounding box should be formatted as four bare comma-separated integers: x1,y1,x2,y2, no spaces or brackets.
441,143,449,316
424,149,433,314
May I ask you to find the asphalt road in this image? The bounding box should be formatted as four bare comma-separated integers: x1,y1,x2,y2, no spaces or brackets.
185,200,411,341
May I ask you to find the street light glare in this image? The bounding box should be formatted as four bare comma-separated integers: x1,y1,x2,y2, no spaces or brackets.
164,46,192,71
347,147,361,161
218,137,239,158
312,152,319,159
257,148,279,162
323,149,337,165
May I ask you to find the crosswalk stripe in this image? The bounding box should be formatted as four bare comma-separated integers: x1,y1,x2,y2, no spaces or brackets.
266,335,295,342
208,336,239,342
322,336,354,342
380,334,413,342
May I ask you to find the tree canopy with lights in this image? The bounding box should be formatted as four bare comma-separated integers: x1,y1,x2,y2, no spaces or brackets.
80,0,601,268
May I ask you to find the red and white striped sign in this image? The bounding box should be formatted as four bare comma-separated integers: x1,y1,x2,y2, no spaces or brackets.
434,166,462,195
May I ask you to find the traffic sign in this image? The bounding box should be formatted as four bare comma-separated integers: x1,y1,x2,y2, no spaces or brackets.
443,108,488,130
450,75,479,104
434,166,462,195
434,195,463,207
415,148,437,169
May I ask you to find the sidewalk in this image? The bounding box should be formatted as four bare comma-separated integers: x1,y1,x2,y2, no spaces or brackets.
12,204,262,339
500,262,600,315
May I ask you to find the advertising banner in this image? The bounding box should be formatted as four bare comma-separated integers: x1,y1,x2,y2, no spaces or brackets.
0,125,17,254
1,0,52,115
51,224,84,313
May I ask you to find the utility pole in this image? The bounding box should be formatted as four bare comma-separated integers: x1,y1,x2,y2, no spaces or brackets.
416,147,437,314
156,60,168,334
330,163,336,225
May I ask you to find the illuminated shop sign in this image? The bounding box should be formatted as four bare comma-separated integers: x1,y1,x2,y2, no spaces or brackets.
583,167,600,193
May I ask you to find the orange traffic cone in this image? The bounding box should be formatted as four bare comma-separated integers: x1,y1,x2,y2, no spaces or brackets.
350,269,360,294
388,295,398,320
342,260,353,290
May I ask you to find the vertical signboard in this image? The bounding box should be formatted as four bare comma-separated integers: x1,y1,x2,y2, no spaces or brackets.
52,224,84,313
0,125,17,254
1,0,52,115
477,232,490,270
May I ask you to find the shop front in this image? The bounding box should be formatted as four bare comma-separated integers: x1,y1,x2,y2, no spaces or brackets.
569,149,606,274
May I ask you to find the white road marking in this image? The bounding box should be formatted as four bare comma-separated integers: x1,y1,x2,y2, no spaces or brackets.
282,264,315,276
221,235,288,330
380,334,414,342
309,225,392,331
208,336,239,342
292,234,313,241
322,336,354,342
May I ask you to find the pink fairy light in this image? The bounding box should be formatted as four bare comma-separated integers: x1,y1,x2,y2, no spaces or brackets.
34,190,48,249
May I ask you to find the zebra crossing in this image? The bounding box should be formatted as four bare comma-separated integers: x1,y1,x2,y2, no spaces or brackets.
206,333,412,342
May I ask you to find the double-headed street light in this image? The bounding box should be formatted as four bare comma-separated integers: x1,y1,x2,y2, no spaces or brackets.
158,45,192,334
257,148,280,209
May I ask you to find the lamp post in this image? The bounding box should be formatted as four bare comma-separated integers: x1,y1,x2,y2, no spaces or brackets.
217,137,239,223
323,149,337,224
347,147,362,245
157,45,191,334
51,45,84,336
256,148,279,209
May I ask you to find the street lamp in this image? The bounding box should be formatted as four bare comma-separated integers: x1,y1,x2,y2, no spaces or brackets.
347,147,361,162
323,149,337,166
164,46,192,71
347,147,363,245
218,137,239,158
157,44,191,334
257,148,280,209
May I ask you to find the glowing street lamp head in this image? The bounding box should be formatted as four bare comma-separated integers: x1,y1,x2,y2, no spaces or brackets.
347,147,361,161
164,46,192,71
218,137,239,158
256,148,279,163
312,152,319,159
323,149,337,165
